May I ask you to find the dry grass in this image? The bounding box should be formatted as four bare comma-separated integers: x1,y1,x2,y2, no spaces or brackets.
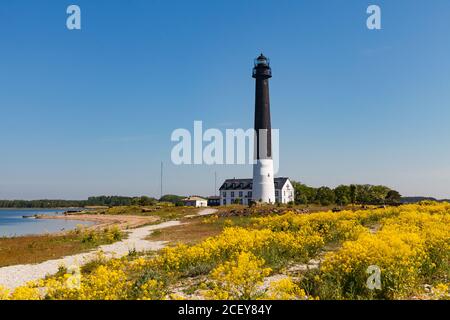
216,204,363,216
147,219,223,245
42,214,160,231
147,215,252,245
90,205,201,221
0,231,121,267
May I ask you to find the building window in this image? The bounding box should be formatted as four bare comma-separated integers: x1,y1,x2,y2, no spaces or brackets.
223,192,226,197
248,191,252,198
275,190,279,197
231,192,234,197
239,191,243,197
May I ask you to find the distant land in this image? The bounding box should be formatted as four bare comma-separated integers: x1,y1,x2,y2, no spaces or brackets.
0,194,449,209
401,197,450,204
0,196,163,209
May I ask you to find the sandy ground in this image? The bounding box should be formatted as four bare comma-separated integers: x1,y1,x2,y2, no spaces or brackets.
197,208,218,216
184,208,218,218
0,208,217,290
39,214,160,231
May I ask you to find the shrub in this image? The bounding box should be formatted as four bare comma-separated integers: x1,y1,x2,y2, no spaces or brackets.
205,252,271,300
263,278,308,300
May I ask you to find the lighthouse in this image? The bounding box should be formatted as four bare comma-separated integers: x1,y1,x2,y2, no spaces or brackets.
218,55,295,206
252,54,275,204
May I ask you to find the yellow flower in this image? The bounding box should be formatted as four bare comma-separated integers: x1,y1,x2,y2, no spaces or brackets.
205,252,271,300
10,287,41,300
263,278,308,300
0,286,10,300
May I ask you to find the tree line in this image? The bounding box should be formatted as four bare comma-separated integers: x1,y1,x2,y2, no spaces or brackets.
292,182,402,206
0,196,160,208
0,185,402,208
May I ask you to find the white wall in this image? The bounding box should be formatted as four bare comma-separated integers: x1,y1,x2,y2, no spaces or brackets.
220,190,252,205
196,200,208,207
220,180,295,205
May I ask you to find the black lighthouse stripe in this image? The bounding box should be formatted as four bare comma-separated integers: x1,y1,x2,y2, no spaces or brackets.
253,54,272,160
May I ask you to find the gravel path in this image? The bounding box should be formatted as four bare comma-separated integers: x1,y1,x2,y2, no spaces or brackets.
0,208,217,290
0,221,179,290
196,208,219,216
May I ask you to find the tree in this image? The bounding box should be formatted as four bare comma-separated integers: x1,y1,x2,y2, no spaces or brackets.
386,190,402,204
292,181,317,205
159,195,185,204
356,185,373,204
315,187,336,206
138,196,157,206
350,184,357,205
334,185,351,206
370,185,391,204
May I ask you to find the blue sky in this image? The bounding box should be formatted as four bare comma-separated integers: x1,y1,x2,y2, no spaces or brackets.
1,0,450,200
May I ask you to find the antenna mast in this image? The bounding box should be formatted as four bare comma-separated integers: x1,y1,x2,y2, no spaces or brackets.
160,161,163,199
214,171,217,196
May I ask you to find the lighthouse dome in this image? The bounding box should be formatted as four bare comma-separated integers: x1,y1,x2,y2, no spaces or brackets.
253,54,272,78
255,54,270,67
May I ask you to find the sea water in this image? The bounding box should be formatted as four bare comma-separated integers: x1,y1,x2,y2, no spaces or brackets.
0,209,94,237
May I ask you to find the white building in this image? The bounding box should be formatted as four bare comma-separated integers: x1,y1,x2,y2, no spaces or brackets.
182,196,208,207
219,177,295,206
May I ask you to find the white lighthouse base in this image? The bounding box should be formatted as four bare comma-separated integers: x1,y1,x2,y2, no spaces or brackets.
252,159,275,204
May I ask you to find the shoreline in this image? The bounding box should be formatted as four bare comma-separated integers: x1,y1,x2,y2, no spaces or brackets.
38,214,160,231
0,210,161,239
0,207,84,210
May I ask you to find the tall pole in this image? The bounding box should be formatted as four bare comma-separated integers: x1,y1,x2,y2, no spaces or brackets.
160,161,163,199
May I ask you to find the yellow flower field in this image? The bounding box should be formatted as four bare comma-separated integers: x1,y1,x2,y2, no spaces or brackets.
1,202,449,300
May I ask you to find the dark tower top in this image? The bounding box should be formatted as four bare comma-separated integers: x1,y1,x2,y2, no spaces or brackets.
253,54,272,159
253,54,272,79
